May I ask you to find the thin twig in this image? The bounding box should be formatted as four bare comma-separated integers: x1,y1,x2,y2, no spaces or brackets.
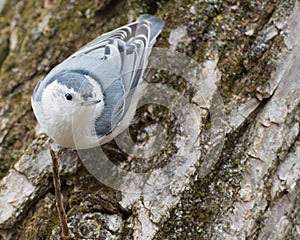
49,145,72,239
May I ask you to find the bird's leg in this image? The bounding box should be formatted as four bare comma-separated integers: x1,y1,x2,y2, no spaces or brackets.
102,143,124,155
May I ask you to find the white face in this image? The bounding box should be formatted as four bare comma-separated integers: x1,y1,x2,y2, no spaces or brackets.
33,78,104,148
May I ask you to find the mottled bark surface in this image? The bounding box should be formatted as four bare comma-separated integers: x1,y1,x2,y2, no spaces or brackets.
0,0,300,239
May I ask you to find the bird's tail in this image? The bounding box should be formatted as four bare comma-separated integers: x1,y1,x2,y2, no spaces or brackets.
137,14,164,45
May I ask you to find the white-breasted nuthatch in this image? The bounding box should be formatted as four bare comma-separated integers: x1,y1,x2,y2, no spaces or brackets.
31,14,164,149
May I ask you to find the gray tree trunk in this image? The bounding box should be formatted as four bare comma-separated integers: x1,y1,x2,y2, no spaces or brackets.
0,0,299,239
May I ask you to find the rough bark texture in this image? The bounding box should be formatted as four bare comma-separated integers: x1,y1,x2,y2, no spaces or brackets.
0,0,300,239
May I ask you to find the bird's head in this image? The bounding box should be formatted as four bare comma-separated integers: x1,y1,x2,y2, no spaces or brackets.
32,72,104,148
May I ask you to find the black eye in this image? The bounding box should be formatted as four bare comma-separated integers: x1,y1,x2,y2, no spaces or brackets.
65,93,73,101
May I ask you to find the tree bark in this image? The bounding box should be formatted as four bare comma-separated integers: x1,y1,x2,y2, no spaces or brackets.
0,0,299,239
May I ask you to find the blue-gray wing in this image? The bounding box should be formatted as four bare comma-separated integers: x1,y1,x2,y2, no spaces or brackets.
71,14,164,91
89,15,164,137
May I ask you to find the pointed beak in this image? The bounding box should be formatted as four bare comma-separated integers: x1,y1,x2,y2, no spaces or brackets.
81,98,101,106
